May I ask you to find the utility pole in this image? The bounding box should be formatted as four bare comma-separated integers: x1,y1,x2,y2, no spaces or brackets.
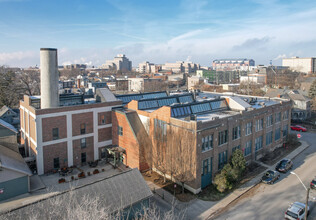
305,188,310,220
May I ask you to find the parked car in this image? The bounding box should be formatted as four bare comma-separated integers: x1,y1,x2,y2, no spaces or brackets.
310,178,316,189
290,125,307,132
275,159,293,173
285,202,309,220
261,170,280,184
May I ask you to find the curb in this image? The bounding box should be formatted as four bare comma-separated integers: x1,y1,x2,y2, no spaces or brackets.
206,141,310,220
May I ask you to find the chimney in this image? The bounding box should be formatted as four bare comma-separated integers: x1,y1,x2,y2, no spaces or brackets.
40,48,59,109
77,78,81,88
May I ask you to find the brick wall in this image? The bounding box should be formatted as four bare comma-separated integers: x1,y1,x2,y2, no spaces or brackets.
43,142,68,173
97,112,112,125
72,136,94,166
42,116,67,142
98,127,112,142
72,112,93,136
29,115,36,141
112,111,141,169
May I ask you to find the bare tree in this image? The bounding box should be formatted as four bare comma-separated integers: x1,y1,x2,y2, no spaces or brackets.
0,188,186,220
16,69,40,96
151,118,168,182
0,68,20,108
167,126,196,194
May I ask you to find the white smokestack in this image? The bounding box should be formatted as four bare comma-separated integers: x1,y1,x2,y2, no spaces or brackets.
40,48,59,109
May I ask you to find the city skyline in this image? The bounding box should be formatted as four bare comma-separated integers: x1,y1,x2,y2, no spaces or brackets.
1,0,316,67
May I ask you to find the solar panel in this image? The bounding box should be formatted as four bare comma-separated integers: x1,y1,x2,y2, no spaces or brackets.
118,95,143,103
171,105,192,117
142,92,167,99
191,103,211,114
138,100,159,109
157,98,178,107
178,95,193,103
210,100,227,110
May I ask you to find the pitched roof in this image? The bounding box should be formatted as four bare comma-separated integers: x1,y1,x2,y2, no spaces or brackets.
288,93,310,101
3,169,152,217
0,118,18,134
0,105,17,117
0,145,32,179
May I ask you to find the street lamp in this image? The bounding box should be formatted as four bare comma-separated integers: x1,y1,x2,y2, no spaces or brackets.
290,171,309,220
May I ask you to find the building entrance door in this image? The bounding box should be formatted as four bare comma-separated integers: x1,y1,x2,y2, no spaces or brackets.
201,157,212,188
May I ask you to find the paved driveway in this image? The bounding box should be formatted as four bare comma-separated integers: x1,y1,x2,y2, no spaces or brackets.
214,131,316,220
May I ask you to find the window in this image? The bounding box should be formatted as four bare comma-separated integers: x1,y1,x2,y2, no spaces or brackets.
202,157,212,175
232,145,241,154
275,112,281,123
255,119,263,132
283,124,288,137
202,135,213,152
218,130,228,146
266,115,273,127
266,131,273,146
101,115,106,124
53,157,60,169
275,127,281,141
118,126,123,136
81,138,86,148
246,122,252,136
255,136,263,152
232,126,241,140
244,140,252,156
283,110,289,120
218,150,228,170
81,152,87,163
52,128,59,140
80,123,86,134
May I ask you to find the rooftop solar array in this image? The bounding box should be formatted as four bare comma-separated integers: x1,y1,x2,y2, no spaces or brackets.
171,99,228,118
116,91,167,104
138,95,194,110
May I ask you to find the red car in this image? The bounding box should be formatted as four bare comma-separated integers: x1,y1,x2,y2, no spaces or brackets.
290,125,307,132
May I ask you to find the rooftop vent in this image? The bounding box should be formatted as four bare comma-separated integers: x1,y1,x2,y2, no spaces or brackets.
212,116,219,120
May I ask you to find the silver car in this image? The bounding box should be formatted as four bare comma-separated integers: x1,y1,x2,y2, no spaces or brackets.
285,202,309,220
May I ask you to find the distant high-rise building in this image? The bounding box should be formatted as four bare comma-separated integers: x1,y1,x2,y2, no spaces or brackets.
212,58,255,71
102,54,132,72
138,61,155,73
162,61,200,74
282,57,316,74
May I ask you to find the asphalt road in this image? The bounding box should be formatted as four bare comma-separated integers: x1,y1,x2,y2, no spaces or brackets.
215,131,316,220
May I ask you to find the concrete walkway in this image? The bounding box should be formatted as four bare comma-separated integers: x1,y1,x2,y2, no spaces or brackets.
205,140,310,220
145,141,310,220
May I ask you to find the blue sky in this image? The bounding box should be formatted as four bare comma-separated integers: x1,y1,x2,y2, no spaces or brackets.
1,0,316,67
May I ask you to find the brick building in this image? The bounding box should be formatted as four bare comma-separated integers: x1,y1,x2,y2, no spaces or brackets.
20,92,121,175
112,91,291,193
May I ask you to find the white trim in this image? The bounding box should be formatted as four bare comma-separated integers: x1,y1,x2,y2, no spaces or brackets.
67,114,73,167
96,140,112,148
42,133,94,146
36,115,44,175
97,123,112,129
36,105,121,120
26,104,120,175
93,110,98,160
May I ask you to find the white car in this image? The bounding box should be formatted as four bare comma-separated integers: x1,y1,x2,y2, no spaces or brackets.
285,202,309,220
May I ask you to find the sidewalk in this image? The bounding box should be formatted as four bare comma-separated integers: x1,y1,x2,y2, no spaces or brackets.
205,140,310,220
145,141,310,220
